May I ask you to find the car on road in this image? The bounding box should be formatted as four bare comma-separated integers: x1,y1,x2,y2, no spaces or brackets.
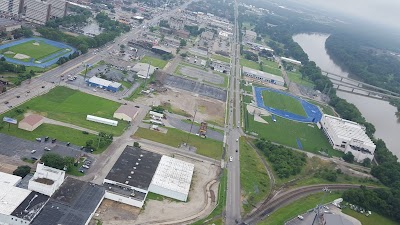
4,101,8,104
41,86,45,88
135,105,140,108
236,149,238,152
44,147,51,151
16,95,20,98
229,156,233,162
236,139,239,142
31,150,36,154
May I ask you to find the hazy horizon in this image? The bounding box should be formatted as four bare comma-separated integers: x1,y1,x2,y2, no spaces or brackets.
292,0,400,30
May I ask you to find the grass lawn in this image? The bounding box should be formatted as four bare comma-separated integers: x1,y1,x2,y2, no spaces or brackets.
2,86,126,136
309,100,336,116
260,58,279,68
262,90,307,117
7,40,62,60
243,95,253,104
240,137,270,214
242,22,255,30
245,112,338,156
242,84,253,94
262,66,282,76
240,58,260,70
211,54,230,63
342,208,399,225
287,71,315,88
121,80,133,89
140,56,168,69
259,192,343,225
0,123,103,151
133,127,223,159
191,169,227,225
146,192,180,202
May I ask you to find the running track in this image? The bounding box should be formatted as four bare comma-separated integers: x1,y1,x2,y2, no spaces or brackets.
254,87,322,123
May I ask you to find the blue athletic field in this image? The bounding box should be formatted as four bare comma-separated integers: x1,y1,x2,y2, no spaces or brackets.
254,87,322,123
0,37,76,68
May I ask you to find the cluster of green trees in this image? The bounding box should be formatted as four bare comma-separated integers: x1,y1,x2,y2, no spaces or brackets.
41,153,75,171
121,6,137,13
314,168,338,182
46,10,91,28
13,165,31,178
343,186,400,222
11,27,33,39
326,34,400,95
184,25,205,37
255,138,307,178
38,12,130,54
56,51,80,65
159,20,170,28
242,50,258,61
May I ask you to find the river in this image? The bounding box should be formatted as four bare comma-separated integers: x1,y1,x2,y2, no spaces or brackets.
293,33,400,158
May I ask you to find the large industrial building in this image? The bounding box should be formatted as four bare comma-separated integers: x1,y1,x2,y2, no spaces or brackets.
86,76,122,92
0,0,21,15
0,0,67,24
242,66,285,86
320,114,376,162
148,156,194,201
103,146,195,208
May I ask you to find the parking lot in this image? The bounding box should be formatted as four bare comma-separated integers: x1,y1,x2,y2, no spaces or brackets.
179,66,224,85
0,133,94,173
158,74,227,101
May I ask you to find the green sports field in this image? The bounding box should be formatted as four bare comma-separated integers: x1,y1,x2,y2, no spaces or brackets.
5,40,62,61
2,86,126,136
245,112,338,156
262,90,307,117
140,56,168,69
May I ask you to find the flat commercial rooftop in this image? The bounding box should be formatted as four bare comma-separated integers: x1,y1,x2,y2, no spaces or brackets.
243,66,284,83
0,171,22,186
322,114,375,147
105,146,162,190
0,184,31,215
31,177,105,225
150,156,194,196
11,192,49,222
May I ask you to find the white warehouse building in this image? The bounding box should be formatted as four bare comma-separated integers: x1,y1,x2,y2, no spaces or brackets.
28,163,65,196
242,66,285,86
149,156,194,201
320,114,376,162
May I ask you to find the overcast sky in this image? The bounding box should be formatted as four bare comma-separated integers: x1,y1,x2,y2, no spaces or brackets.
296,0,400,29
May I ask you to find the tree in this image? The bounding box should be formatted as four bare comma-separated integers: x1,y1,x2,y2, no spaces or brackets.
133,142,141,148
120,44,125,52
41,153,66,170
180,39,187,47
362,158,372,167
13,165,31,178
151,105,165,113
342,152,355,163
180,53,188,58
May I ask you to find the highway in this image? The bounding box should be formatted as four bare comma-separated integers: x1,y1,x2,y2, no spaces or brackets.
0,0,195,115
225,0,242,224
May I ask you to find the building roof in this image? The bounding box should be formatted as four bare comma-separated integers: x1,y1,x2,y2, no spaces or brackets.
152,45,174,54
11,192,49,222
31,177,105,225
0,18,21,27
0,171,22,186
114,105,139,118
243,66,284,83
105,146,162,190
281,56,302,65
132,62,157,77
20,114,43,126
150,156,194,196
87,76,121,88
322,114,375,147
0,184,31,215
324,214,354,225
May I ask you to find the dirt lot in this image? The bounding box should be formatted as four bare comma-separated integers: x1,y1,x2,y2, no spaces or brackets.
137,88,225,126
91,199,141,225
134,155,219,224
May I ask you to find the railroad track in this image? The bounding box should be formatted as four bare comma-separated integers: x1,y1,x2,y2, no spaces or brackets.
242,184,377,225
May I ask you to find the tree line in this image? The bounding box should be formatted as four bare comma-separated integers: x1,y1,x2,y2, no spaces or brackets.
38,12,130,54
255,138,307,178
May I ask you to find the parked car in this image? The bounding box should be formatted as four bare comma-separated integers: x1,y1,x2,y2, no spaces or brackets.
82,165,89,169
229,156,233,162
35,138,41,142
31,150,36,154
44,147,51,151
